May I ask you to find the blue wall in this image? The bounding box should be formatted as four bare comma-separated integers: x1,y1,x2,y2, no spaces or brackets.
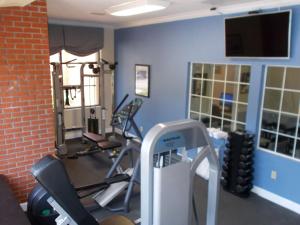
115,6,300,205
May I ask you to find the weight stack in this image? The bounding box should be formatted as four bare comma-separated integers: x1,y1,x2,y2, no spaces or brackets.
221,131,255,198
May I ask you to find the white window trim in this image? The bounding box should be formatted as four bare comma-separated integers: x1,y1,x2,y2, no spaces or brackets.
257,65,300,162
188,62,251,132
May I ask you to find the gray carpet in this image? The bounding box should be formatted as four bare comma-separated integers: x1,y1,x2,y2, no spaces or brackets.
63,139,300,225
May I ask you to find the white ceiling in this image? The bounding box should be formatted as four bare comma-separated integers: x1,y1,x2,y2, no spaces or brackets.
46,0,300,28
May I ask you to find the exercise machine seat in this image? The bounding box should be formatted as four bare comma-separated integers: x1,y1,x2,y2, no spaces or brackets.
83,132,106,142
31,155,98,225
0,175,31,225
97,141,122,150
99,215,134,225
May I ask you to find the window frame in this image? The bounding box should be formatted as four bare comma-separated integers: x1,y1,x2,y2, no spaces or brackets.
187,62,251,132
257,65,300,162
50,50,100,109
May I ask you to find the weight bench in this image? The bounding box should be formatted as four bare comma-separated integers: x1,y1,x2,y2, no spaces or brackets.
0,175,31,225
77,132,122,156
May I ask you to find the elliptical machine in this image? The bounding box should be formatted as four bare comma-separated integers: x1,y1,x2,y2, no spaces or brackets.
27,97,144,224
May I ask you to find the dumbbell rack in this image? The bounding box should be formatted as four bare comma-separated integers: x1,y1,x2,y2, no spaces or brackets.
221,131,254,197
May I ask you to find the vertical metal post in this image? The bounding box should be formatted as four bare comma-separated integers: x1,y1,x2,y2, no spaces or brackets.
80,64,86,133
98,52,106,137
52,63,67,155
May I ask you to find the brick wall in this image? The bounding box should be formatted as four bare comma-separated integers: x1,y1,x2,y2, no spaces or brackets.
0,0,54,202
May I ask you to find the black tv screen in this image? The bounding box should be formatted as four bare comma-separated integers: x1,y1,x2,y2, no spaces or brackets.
225,11,291,58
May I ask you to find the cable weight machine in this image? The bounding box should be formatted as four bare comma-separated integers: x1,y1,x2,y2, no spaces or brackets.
51,55,117,156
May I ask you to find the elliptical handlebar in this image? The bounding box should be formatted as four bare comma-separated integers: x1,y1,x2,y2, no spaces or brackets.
122,104,134,140
112,94,129,115
111,97,143,141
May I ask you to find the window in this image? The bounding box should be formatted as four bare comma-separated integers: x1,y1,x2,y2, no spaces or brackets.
258,66,300,160
188,63,251,132
50,50,99,108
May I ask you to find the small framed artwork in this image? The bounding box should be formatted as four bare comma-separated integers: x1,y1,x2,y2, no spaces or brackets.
135,64,150,97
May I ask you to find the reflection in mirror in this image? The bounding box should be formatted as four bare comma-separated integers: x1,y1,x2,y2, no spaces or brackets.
201,115,210,127
192,63,203,78
203,64,214,79
190,96,200,112
190,112,199,121
295,140,300,159
261,110,278,131
214,65,226,80
211,117,222,128
236,123,245,132
237,104,247,123
224,102,235,120
266,67,284,88
281,91,300,114
279,113,298,136
226,65,239,82
263,89,281,110
192,80,202,95
202,80,213,96
223,120,232,132
201,97,211,114
276,135,294,157
239,84,249,103
213,81,225,99
259,131,276,151
285,68,300,90
241,66,251,83
212,100,222,118
225,83,238,101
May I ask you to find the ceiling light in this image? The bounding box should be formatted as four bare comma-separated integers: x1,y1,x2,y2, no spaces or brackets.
0,0,35,7
106,0,170,17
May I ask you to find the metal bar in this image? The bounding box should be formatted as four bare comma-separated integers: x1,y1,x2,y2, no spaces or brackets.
98,52,106,137
80,64,86,133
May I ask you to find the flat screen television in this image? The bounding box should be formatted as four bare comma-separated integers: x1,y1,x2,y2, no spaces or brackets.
225,11,291,58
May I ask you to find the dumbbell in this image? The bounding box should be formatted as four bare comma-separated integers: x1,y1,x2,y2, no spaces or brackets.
223,155,230,163
221,178,228,187
241,147,253,155
240,154,252,162
243,141,254,148
238,168,253,176
245,133,255,140
222,164,229,171
239,161,253,169
225,143,231,149
236,183,253,193
224,148,231,156
237,175,253,185
222,170,229,178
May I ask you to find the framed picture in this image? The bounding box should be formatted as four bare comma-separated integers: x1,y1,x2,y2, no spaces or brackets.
135,64,150,97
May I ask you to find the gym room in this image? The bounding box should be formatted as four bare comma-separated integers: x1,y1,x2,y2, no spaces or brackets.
1,0,300,224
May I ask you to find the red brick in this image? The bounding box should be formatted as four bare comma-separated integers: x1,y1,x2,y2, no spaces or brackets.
0,0,54,202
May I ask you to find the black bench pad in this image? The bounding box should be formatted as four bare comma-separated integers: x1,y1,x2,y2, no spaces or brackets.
0,175,31,225
97,141,122,150
83,132,106,142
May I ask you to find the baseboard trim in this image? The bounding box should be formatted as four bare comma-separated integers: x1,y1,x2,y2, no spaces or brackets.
252,186,300,215
20,202,27,212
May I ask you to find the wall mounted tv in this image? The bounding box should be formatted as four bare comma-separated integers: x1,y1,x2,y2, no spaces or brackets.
225,11,291,58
